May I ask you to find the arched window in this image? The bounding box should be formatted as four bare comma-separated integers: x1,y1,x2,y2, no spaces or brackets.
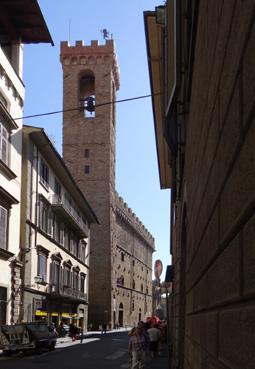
79,71,95,117
117,275,124,286
138,308,142,322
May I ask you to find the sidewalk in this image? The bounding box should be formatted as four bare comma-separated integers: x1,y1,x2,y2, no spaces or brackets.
146,344,170,369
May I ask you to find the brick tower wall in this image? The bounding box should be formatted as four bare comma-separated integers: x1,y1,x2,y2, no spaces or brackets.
60,40,119,327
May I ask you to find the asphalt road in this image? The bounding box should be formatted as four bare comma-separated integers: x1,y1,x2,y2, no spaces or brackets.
0,332,131,369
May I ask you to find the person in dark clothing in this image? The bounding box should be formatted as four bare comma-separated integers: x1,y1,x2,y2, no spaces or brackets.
102,324,107,334
80,328,84,343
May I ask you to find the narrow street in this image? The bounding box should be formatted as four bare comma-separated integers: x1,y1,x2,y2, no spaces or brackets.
0,332,131,369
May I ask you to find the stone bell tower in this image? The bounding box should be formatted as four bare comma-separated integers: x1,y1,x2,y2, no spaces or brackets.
60,39,120,327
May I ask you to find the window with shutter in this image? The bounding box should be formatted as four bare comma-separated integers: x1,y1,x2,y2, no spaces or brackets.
80,274,86,292
0,123,9,165
0,205,7,250
39,159,49,188
38,253,47,282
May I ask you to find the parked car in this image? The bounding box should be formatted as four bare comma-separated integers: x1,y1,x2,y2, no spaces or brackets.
0,321,57,355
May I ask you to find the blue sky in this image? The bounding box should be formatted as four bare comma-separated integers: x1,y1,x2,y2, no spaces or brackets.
23,0,170,279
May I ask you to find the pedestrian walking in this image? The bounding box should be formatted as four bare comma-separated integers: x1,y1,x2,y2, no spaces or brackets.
102,323,107,334
128,326,149,369
80,328,84,343
147,324,161,358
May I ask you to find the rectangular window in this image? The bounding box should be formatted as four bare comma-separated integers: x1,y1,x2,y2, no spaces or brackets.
63,266,71,287
53,216,60,243
71,234,78,257
80,275,86,292
53,261,60,286
64,228,70,251
40,160,49,187
73,271,79,291
38,253,47,282
0,205,7,250
48,210,53,236
80,243,86,263
39,200,49,233
54,178,62,199
59,223,65,245
0,122,9,165
84,165,90,174
84,149,90,158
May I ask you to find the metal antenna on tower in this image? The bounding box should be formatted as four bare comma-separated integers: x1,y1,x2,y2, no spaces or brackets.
68,18,71,44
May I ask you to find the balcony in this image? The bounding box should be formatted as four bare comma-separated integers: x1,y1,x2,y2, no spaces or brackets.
48,283,88,302
51,195,89,237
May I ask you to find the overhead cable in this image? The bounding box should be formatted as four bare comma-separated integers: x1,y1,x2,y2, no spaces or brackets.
14,93,161,121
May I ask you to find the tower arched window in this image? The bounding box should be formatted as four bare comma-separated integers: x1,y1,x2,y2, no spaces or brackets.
79,71,96,118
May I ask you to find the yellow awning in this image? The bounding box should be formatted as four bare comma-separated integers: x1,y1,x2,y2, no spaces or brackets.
35,310,47,317
62,313,72,318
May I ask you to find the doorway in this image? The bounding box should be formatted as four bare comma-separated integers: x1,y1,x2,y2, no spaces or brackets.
118,303,124,327
0,287,7,325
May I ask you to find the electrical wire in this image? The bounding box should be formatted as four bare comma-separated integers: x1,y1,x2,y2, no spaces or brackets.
14,93,161,121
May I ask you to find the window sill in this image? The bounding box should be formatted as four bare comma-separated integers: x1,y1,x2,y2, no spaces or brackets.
39,179,49,192
0,159,17,180
0,248,14,261
37,281,48,286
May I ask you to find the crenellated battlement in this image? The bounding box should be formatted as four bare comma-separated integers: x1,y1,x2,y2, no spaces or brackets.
115,192,155,249
61,39,115,54
60,39,120,90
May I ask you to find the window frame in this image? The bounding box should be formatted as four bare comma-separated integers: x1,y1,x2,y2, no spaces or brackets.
39,159,49,188
0,121,9,166
80,273,86,293
0,205,8,251
84,165,90,175
36,245,49,284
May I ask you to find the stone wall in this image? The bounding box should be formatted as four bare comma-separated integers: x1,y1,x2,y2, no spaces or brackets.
113,193,154,326
173,2,255,369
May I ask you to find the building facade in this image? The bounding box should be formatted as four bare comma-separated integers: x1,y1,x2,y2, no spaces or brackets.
0,0,52,325
145,1,255,369
20,125,98,331
60,39,154,329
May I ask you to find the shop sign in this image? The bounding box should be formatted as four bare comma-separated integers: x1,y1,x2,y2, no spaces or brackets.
154,259,163,279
